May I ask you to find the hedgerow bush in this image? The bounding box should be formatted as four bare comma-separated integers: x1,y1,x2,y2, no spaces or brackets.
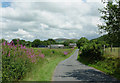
114,58,120,78
80,43,103,62
78,39,120,79
2,40,45,81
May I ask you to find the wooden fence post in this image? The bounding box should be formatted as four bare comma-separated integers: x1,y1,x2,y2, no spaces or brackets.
104,45,105,51
111,45,112,52
118,47,120,58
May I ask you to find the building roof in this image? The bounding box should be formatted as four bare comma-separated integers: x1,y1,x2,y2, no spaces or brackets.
69,43,76,46
50,44,64,47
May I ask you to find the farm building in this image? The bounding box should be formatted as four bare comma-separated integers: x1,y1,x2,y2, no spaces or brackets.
69,43,77,48
48,44,64,49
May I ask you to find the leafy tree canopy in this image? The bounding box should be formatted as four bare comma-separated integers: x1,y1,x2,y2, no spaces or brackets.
98,0,120,46
63,39,75,46
77,37,89,48
32,39,41,47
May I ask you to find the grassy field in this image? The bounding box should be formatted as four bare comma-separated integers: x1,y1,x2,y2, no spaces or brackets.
104,47,120,58
22,48,75,81
78,47,120,80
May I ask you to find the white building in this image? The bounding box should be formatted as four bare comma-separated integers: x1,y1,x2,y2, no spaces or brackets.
48,44,64,49
69,43,77,48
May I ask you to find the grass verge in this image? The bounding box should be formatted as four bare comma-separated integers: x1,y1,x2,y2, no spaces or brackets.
22,48,76,81
77,54,120,80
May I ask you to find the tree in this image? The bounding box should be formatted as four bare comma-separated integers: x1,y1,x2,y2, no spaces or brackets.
43,40,49,45
47,39,56,45
1,39,7,43
98,0,120,46
32,39,41,47
19,40,26,46
63,39,75,46
25,41,32,47
77,37,89,48
12,38,20,45
63,40,70,46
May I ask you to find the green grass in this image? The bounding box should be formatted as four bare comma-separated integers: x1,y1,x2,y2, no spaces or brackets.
22,48,75,81
77,47,120,80
104,47,120,58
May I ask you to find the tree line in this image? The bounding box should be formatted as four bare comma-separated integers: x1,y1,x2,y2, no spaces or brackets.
0,38,56,47
1,38,78,48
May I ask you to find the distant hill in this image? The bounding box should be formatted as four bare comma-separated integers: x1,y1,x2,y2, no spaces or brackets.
91,34,119,46
90,34,109,43
54,38,68,43
54,38,78,43
71,39,79,42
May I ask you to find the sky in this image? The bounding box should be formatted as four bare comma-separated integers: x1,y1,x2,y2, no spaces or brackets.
0,0,105,42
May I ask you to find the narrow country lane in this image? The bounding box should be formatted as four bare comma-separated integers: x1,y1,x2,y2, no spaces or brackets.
52,49,119,81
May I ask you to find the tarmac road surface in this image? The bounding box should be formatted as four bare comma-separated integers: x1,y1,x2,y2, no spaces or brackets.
52,49,119,82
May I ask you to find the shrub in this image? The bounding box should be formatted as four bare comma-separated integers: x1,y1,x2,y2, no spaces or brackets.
80,43,103,62
114,58,120,77
2,41,45,81
77,37,89,49
64,51,68,55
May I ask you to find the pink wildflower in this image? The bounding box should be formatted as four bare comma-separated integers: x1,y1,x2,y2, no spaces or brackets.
64,51,68,55
10,41,14,45
7,42,10,45
40,54,44,58
21,45,23,48
27,56,30,58
32,60,36,63
3,41,6,46
17,40,19,42
29,52,31,55
8,52,10,57
13,43,15,46
31,55,33,58
11,41,13,43
31,54,34,58
14,46,17,48
23,46,26,49
27,50,29,53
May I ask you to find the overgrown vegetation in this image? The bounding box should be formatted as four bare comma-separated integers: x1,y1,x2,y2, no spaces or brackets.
78,49,120,80
77,37,120,80
2,40,45,81
2,40,74,81
22,48,75,81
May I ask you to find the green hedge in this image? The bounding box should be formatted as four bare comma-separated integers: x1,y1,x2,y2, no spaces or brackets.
80,43,103,62
78,42,120,79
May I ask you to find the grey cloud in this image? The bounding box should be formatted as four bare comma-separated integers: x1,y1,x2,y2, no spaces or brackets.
1,1,103,41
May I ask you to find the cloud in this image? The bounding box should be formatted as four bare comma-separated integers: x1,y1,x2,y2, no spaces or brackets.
1,1,104,41
86,0,101,3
